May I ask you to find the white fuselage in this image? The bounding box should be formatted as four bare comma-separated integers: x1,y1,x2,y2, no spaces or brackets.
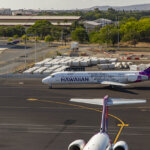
83,133,110,150
42,71,148,86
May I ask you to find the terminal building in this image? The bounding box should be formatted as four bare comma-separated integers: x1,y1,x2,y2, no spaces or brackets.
83,18,113,32
0,16,81,27
0,8,12,15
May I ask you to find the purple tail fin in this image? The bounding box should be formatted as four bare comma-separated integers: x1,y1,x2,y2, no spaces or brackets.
140,66,150,78
143,67,150,73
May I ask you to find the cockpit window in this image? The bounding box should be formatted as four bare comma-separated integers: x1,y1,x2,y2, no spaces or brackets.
51,75,55,78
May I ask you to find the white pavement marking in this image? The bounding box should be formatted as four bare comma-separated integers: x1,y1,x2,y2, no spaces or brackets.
0,48,8,54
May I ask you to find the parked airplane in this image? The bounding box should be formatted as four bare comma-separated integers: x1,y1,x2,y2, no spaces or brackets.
42,67,150,88
68,95,146,150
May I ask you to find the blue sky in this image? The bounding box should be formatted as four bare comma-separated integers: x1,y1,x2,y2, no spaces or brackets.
0,0,149,10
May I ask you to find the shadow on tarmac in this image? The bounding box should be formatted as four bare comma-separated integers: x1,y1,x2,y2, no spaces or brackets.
106,86,138,95
52,86,138,95
43,120,76,150
127,86,150,91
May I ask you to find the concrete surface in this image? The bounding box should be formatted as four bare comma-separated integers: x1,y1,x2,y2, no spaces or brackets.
0,78,149,150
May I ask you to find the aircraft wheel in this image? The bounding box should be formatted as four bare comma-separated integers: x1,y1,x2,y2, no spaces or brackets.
49,85,52,89
109,85,115,89
111,85,115,88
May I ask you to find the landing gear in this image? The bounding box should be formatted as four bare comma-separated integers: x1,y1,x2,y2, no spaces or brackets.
109,85,115,89
109,85,120,90
49,84,52,89
110,85,114,89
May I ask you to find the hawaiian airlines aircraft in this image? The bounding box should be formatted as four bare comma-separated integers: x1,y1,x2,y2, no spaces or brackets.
42,67,150,88
68,95,146,150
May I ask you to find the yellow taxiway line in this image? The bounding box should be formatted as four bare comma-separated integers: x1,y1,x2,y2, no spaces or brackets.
27,98,128,144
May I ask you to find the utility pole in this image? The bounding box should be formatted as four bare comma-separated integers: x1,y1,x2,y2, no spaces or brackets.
35,36,37,63
117,16,120,50
61,30,63,46
23,27,27,70
24,35,27,69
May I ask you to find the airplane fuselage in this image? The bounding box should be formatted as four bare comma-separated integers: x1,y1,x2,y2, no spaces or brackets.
83,133,110,150
42,71,149,86
68,95,141,150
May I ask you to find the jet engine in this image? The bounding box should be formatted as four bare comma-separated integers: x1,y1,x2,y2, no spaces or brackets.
127,74,139,82
68,139,86,150
127,74,148,82
113,141,128,150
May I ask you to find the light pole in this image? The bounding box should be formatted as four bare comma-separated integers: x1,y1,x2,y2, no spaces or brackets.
35,36,37,63
117,16,120,50
24,35,27,69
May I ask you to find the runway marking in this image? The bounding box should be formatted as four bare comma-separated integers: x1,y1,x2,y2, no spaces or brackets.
26,98,127,144
19,82,24,85
118,124,129,127
27,98,38,101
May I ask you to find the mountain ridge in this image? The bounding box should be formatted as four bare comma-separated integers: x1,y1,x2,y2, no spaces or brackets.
84,3,150,11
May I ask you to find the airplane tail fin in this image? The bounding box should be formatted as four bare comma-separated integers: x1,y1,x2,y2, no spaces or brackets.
143,66,150,73
140,66,150,78
70,96,146,133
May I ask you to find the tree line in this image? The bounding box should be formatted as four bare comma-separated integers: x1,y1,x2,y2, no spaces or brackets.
89,17,150,46
0,16,149,46
0,20,72,45
38,8,150,21
0,25,25,37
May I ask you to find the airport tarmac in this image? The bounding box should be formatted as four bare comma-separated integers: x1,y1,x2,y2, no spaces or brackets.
0,78,150,150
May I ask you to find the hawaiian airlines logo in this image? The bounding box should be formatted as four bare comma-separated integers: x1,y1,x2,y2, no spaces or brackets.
61,77,89,82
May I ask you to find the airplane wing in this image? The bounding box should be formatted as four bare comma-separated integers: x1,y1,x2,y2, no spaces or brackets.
100,81,128,87
107,98,146,106
70,98,146,106
70,98,104,105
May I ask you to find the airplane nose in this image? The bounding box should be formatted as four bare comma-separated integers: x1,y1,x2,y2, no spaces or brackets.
42,77,50,84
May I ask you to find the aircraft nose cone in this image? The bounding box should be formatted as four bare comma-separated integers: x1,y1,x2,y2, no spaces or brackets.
42,77,50,84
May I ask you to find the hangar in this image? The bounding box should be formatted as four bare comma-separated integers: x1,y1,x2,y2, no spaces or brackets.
0,16,81,26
